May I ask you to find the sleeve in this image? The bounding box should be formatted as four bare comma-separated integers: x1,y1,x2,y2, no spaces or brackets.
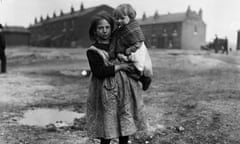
87,49,115,79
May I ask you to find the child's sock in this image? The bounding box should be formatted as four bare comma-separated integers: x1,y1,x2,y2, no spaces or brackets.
140,76,152,91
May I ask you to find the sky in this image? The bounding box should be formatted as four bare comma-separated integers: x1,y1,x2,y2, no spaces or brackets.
1,0,240,48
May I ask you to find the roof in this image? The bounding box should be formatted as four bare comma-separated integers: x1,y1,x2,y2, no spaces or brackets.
138,12,187,25
47,6,96,23
30,4,113,27
3,26,30,33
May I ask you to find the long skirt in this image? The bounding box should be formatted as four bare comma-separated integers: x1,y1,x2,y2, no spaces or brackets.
86,71,147,139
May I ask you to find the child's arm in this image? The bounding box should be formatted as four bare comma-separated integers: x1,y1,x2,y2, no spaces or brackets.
125,41,143,56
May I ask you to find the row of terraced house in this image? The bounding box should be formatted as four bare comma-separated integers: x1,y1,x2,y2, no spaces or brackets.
3,4,207,50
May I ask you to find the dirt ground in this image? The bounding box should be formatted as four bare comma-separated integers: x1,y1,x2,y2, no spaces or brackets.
0,46,239,144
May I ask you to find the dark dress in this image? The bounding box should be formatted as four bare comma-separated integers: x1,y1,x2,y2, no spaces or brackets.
86,43,147,139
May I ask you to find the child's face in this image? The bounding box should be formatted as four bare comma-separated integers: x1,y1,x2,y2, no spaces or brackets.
96,19,111,42
116,15,130,27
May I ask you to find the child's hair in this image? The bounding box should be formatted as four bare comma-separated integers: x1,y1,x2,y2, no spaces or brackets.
113,4,137,20
89,12,115,42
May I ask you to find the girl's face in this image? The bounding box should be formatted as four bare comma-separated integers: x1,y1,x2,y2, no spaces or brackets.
116,15,130,27
96,19,111,43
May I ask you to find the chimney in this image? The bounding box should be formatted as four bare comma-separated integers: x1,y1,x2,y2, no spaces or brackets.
186,5,191,17
198,8,202,19
71,6,75,14
60,10,64,16
34,17,38,24
40,16,43,22
154,10,159,19
46,14,50,20
142,12,146,20
53,11,57,18
80,2,84,11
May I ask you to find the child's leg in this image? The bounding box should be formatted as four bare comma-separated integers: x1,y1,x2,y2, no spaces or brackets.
140,75,152,91
100,138,111,144
119,136,129,144
126,64,151,91
127,66,142,80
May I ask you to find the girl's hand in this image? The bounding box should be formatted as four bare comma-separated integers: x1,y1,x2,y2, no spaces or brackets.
115,63,134,72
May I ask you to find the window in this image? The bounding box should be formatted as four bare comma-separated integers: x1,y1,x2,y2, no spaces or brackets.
71,20,75,31
194,25,198,35
62,21,67,32
172,29,178,36
162,29,168,37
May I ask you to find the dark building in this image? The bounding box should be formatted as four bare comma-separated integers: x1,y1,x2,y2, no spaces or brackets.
3,26,30,46
29,4,206,49
28,4,114,48
138,6,206,49
237,30,240,50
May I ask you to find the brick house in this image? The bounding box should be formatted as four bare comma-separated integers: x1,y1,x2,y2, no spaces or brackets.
138,6,206,49
28,4,114,48
3,26,30,46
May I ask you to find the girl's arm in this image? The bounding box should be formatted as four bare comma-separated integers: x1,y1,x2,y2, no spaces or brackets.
87,50,132,79
87,50,115,79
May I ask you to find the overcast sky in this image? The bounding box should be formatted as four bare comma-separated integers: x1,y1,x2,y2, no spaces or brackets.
1,0,240,47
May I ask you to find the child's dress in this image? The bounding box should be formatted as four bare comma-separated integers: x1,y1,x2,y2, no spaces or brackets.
129,41,153,77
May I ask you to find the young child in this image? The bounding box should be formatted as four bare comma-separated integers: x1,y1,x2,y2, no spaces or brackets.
109,3,153,91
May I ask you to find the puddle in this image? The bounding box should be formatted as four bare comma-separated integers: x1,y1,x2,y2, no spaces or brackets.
19,108,85,127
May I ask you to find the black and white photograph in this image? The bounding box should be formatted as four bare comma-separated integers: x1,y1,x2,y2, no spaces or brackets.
0,0,240,143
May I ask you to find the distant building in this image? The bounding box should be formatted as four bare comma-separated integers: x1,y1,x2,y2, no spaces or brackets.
237,30,240,50
3,26,30,46
28,4,114,48
138,6,206,49
28,4,206,49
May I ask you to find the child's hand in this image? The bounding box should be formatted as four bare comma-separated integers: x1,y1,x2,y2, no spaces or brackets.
117,53,129,62
125,48,132,56
126,43,141,56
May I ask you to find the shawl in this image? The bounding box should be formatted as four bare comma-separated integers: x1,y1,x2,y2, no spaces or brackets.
109,20,145,59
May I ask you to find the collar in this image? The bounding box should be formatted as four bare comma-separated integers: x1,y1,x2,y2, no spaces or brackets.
93,43,109,51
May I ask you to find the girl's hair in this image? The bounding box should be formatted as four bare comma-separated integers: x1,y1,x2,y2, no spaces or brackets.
89,12,115,42
113,4,136,20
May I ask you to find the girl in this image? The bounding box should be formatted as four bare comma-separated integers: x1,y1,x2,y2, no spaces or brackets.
86,13,147,144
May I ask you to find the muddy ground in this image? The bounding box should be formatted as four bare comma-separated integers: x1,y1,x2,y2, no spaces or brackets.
0,46,239,144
